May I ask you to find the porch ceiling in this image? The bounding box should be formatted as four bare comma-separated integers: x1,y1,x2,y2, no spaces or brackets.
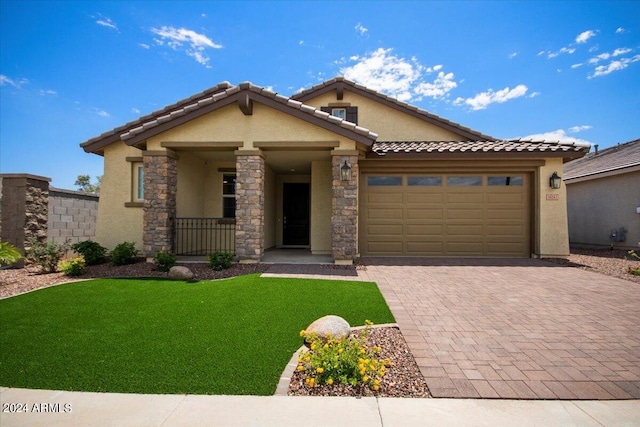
180,149,331,174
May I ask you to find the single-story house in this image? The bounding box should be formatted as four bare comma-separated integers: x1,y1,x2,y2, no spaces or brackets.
81,77,589,263
564,138,640,250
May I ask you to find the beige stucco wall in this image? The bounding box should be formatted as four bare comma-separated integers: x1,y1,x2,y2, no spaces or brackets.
264,166,276,249
302,91,463,141
146,103,355,151
176,151,205,217
311,160,332,254
537,158,570,257
566,171,640,250
95,143,144,250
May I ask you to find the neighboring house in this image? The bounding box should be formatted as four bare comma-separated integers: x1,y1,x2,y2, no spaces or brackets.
564,138,640,250
81,77,589,263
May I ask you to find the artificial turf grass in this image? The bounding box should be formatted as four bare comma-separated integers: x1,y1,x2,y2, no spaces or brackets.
0,274,394,395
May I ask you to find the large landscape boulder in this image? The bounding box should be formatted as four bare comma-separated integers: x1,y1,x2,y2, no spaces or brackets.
306,315,350,340
168,266,194,281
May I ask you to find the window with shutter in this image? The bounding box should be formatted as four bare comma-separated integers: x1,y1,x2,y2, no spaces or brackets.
321,106,358,125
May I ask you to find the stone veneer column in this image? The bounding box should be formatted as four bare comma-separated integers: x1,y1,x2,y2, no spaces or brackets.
235,151,265,262
332,154,359,264
0,174,51,264
143,151,177,257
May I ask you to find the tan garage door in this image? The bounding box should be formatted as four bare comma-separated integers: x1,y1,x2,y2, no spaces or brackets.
360,174,531,257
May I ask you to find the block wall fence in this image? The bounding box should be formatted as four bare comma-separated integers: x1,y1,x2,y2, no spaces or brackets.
0,174,99,258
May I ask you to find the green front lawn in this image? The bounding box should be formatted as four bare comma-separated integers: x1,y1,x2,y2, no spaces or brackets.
0,274,394,395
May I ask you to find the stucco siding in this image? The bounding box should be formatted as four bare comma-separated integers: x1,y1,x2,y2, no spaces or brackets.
567,171,640,249
264,166,276,249
146,103,355,151
537,158,570,257
303,91,463,141
311,160,332,254
96,143,144,250
176,151,206,217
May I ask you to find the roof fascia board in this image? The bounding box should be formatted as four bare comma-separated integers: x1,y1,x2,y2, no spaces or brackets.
294,80,490,140
367,150,586,160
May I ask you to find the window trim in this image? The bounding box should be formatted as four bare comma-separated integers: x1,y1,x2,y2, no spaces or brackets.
124,157,144,208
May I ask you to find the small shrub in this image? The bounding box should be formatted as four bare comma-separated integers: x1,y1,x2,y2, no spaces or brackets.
153,249,176,272
25,238,69,273
58,257,86,277
208,251,234,270
297,321,391,391
71,240,107,265
110,242,139,266
0,241,23,266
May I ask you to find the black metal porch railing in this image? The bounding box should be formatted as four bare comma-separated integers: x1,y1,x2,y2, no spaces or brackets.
174,218,235,256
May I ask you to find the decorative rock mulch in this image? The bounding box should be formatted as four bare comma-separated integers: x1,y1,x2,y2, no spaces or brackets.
288,326,431,398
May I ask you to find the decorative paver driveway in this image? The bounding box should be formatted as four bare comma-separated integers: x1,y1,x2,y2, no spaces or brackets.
357,258,640,399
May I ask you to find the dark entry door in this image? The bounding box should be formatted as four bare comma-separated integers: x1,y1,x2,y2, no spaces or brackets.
283,183,310,246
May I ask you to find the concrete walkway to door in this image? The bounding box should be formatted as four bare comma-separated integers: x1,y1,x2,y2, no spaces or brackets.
357,258,640,400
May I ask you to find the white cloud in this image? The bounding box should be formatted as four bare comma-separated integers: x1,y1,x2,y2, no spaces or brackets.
340,48,422,102
568,125,592,133
94,14,118,31
0,74,28,88
537,50,546,56
518,129,592,146
92,108,110,117
588,52,610,64
576,30,596,44
132,108,141,114
454,84,528,111
571,63,583,69
588,45,599,52
529,91,540,98
150,26,222,67
616,27,625,34
340,48,457,102
139,43,150,49
548,47,576,59
509,52,518,59
39,89,57,96
589,54,640,78
613,47,632,56
355,23,368,35
414,71,457,100
299,40,304,45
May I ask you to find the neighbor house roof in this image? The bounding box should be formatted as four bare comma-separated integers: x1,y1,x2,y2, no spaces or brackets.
564,138,640,181
371,139,591,159
293,76,494,141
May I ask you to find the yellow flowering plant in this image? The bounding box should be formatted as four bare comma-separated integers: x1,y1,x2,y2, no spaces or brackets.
297,320,391,391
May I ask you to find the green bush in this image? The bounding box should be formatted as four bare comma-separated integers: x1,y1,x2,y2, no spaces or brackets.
0,241,23,266
208,251,234,271
71,240,107,266
297,321,391,391
153,250,176,272
58,257,86,277
25,238,69,273
629,243,640,276
110,242,140,266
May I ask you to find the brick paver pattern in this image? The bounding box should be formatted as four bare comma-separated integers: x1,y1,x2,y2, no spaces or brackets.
355,258,640,400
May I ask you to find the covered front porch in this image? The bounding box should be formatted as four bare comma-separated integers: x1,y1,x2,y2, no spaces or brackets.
144,146,360,264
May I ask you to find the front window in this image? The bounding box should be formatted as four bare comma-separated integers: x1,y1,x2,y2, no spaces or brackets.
133,163,144,202
222,174,236,218
331,108,346,120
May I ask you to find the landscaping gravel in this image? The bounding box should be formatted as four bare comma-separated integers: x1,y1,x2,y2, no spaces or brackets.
287,326,431,398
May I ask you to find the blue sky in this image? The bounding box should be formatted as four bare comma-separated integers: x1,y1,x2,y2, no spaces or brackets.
1,1,639,189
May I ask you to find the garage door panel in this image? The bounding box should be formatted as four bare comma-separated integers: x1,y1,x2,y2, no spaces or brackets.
367,224,404,235
368,208,403,219
406,224,444,236
368,193,403,203
362,173,530,257
407,208,444,220
407,241,444,254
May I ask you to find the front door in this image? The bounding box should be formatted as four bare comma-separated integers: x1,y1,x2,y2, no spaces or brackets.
283,183,310,246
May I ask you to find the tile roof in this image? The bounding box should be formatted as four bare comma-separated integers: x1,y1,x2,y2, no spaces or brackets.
371,139,591,156
81,82,234,153
293,76,494,141
564,138,640,180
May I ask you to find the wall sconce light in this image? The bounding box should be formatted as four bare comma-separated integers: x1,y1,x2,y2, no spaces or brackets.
549,171,562,189
341,161,352,181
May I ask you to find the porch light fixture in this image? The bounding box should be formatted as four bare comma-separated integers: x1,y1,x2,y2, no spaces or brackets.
340,160,352,181
549,171,562,189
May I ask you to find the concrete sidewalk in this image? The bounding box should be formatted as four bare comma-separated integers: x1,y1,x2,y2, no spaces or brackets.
2,387,639,427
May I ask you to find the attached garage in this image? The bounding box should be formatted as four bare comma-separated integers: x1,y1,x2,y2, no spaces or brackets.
360,173,531,257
